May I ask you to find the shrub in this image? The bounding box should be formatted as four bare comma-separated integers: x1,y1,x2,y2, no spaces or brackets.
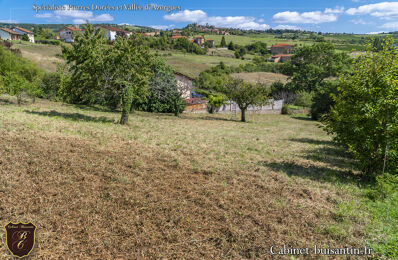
281,104,292,115
324,37,398,175
310,80,338,120
294,90,314,108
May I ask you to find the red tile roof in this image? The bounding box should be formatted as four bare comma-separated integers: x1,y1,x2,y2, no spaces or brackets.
0,28,22,35
272,44,294,47
13,27,33,34
100,25,129,33
272,54,293,58
59,26,84,32
186,98,208,105
169,36,186,39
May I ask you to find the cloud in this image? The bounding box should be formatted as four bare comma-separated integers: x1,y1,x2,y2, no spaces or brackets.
324,7,345,14
351,18,368,24
0,19,17,23
273,10,338,24
380,21,398,28
150,24,175,30
164,9,270,30
164,10,207,23
34,5,113,24
346,2,398,17
367,31,388,34
274,25,301,30
34,13,52,18
257,18,265,23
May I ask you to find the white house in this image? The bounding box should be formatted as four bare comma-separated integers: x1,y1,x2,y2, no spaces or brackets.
97,26,132,41
174,72,195,99
12,27,35,43
0,28,23,41
58,26,84,43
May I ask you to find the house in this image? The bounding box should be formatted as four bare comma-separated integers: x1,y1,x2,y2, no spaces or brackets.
175,72,195,99
269,54,293,63
270,44,294,55
194,37,205,46
169,35,186,41
206,39,215,48
58,26,84,43
12,27,34,43
185,98,209,113
0,28,23,41
97,26,132,41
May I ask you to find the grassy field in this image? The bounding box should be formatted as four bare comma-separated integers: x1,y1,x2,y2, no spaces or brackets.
231,72,289,85
159,51,249,78
202,34,311,47
13,42,64,72
0,95,394,258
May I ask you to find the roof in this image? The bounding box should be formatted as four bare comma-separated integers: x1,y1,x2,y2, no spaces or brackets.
59,26,84,32
0,28,22,35
186,98,208,105
13,27,33,34
174,71,195,81
272,54,293,58
272,44,294,48
169,36,186,39
100,25,129,33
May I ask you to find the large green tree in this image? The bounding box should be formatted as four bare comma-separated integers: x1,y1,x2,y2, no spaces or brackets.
288,42,351,92
324,37,398,176
222,78,269,122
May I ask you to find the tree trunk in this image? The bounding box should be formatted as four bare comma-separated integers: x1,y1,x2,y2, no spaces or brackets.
241,109,246,122
120,110,129,125
17,94,22,106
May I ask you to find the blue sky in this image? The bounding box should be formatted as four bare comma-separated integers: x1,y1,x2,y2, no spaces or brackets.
1,0,398,34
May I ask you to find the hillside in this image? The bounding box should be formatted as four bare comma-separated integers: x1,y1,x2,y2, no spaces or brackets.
0,96,370,258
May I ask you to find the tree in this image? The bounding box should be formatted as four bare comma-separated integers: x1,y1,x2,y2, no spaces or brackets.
102,35,155,124
136,60,186,116
287,42,351,92
222,78,269,122
228,41,235,51
22,34,29,41
220,36,227,47
324,37,398,176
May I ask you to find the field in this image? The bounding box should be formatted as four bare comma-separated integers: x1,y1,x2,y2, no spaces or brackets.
202,34,310,47
1,95,395,258
232,72,289,85
13,42,64,72
159,51,249,78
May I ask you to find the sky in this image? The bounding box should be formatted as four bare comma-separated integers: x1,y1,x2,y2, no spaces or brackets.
1,0,398,34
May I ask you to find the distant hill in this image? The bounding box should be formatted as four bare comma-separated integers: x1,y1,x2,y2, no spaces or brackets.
0,23,155,32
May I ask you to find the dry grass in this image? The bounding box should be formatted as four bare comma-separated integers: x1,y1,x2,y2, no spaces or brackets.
13,43,64,72
0,96,366,259
232,72,289,85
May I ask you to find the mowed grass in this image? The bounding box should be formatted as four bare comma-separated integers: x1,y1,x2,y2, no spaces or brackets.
13,42,64,72
160,51,249,78
232,72,289,85
0,95,384,258
202,34,312,47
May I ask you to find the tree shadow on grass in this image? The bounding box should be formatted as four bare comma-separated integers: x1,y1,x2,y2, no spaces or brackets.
262,137,364,185
24,110,115,123
0,98,14,105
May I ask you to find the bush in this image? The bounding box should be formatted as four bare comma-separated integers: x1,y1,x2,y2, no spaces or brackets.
310,80,338,120
324,37,398,175
281,104,292,115
294,90,314,108
40,72,60,99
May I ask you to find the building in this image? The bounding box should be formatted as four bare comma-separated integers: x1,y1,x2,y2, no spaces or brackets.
58,26,84,43
206,39,215,48
12,27,34,43
184,98,209,113
270,54,293,63
96,26,131,41
175,72,195,99
270,44,294,55
0,28,23,41
194,37,205,46
169,35,186,41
